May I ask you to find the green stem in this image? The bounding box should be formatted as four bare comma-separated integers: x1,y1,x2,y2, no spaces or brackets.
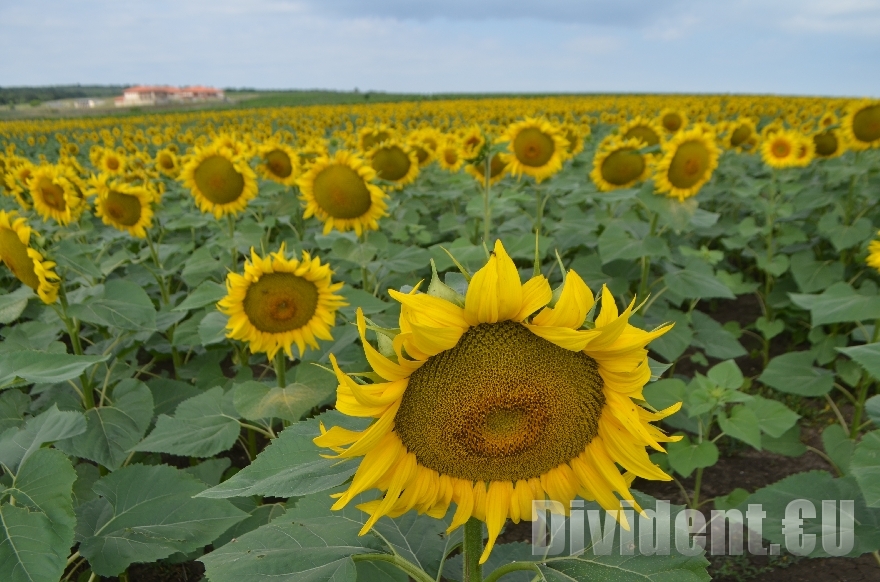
145,230,170,305
483,155,492,245
227,214,237,271
639,213,659,300
764,171,777,311
58,292,94,410
463,517,483,582
352,554,433,582
483,562,541,582
691,467,704,510
274,351,287,388
246,428,257,460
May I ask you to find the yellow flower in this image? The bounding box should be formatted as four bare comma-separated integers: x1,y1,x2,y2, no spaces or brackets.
500,117,567,183
437,138,465,173
315,240,679,564
722,119,757,152
358,124,396,152
618,116,664,150
256,140,300,186
657,108,688,134
653,125,720,201
760,129,800,169
868,232,880,273
99,149,127,175
28,165,86,226
841,100,880,151
180,143,258,219
89,174,155,238
155,148,181,178
0,210,60,304
813,129,844,159
589,136,651,191
464,154,509,186
297,150,388,235
217,244,345,358
367,140,420,190
459,126,486,161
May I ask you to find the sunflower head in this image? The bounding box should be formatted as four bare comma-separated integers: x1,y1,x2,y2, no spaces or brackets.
619,116,664,151
297,150,388,235
257,141,300,186
100,149,127,175
589,136,651,192
813,129,843,158
658,109,687,133
653,125,720,201
28,164,85,225
359,125,396,152
367,140,420,189
155,148,180,177
868,231,880,274
760,129,800,169
459,126,486,161
89,174,155,238
180,143,259,219
0,210,60,304
437,138,465,173
464,154,509,186
217,244,346,358
500,118,567,183
842,100,880,150
314,240,679,563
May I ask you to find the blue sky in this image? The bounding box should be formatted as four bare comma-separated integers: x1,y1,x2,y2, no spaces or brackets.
1,0,878,95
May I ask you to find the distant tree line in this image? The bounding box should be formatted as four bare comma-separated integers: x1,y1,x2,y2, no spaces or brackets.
0,85,126,106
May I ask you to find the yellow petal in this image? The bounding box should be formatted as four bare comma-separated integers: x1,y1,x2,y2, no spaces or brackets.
464,240,522,325
356,309,413,381
480,481,512,564
532,270,594,329
522,324,600,351
514,275,553,321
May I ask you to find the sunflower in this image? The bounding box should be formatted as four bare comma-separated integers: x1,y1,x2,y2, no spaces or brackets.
589,136,651,192
406,130,439,168
28,165,85,226
790,134,815,168
217,244,345,358
89,174,155,238
464,154,509,186
256,140,300,186
3,159,34,210
437,138,465,173
560,122,588,159
657,108,688,134
99,149,127,176
367,140,420,189
760,129,800,169
358,125,396,152
459,126,486,161
813,129,844,158
653,125,720,201
155,148,181,178
297,150,388,235
314,240,679,563
500,118,567,183
297,141,329,171
618,116,664,150
841,100,880,150
723,119,757,151
868,232,880,274
0,210,60,304
180,143,258,219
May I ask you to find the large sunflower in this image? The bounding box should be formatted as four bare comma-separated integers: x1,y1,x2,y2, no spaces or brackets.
217,244,345,358
589,136,651,192
0,210,60,304
297,150,388,235
315,240,679,564
254,141,298,186
500,118,567,183
367,140,420,190
618,116,664,150
841,100,880,151
89,174,155,238
180,144,258,219
760,129,800,169
437,138,465,173
464,153,509,186
28,165,85,226
653,125,720,201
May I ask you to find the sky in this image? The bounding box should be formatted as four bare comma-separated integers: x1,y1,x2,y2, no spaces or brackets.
1,0,879,96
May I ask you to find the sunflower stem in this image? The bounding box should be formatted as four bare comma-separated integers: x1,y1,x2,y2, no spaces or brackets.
482,154,492,245
463,517,483,582
274,351,287,388
58,290,95,410
691,466,704,509
227,214,238,271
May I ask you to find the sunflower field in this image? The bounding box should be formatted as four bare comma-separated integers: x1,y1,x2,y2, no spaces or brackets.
1,95,880,582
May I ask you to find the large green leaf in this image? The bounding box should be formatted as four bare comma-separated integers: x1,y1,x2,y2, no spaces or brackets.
743,395,799,438
132,386,240,458
539,552,710,582
666,434,718,478
851,430,880,508
758,352,834,396
68,279,157,331
197,411,367,499
0,350,109,385
56,379,154,470
200,516,386,582
717,405,762,449
0,286,33,325
690,311,746,359
789,282,880,326
233,380,333,423
0,390,29,433
0,405,86,472
173,280,227,312
663,269,734,300
789,251,845,294
837,343,880,382
0,504,68,582
75,464,247,576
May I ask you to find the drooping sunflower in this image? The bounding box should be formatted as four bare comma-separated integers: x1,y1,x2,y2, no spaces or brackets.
155,148,181,178
653,125,721,201
367,140,420,190
297,150,388,235
813,129,844,158
841,100,880,151
657,108,688,134
217,244,346,358
28,165,85,226
315,240,679,563
464,153,509,186
437,138,465,173
589,136,651,192
180,143,258,219
500,118,568,183
89,174,155,238
0,210,60,304
760,129,800,169
256,140,300,186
